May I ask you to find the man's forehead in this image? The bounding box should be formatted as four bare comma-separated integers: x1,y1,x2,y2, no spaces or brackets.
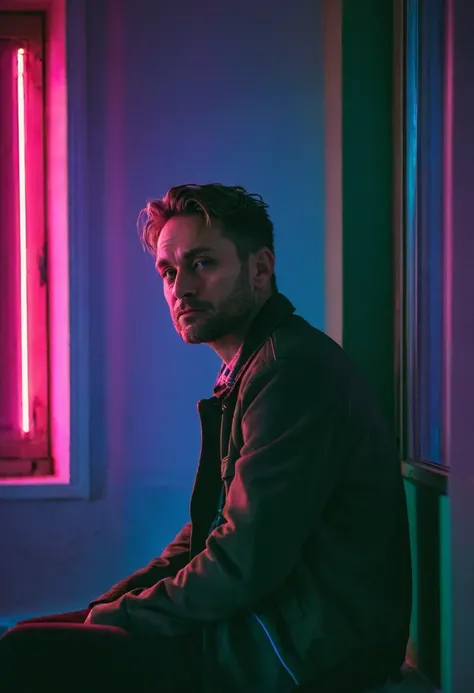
157,216,223,259
158,215,222,248
160,215,219,241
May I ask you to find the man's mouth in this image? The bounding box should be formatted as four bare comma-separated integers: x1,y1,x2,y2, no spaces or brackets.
178,309,204,319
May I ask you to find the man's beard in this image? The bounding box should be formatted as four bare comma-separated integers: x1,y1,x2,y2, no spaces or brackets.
174,267,256,345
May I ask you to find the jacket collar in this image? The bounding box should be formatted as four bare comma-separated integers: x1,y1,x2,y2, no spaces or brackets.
213,292,295,398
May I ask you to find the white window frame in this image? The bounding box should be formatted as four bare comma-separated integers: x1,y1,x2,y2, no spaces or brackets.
0,0,89,499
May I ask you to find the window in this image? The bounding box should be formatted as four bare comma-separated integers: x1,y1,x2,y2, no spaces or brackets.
0,12,51,476
0,0,89,497
397,0,447,469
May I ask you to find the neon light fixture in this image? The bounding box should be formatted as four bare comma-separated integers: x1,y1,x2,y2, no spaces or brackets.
17,48,30,434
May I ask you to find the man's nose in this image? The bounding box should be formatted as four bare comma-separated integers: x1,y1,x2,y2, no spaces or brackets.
173,269,197,300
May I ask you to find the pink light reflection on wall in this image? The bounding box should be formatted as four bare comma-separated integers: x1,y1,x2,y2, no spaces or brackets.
16,48,30,435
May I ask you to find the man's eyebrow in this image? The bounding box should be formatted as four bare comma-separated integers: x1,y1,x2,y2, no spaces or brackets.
156,246,216,270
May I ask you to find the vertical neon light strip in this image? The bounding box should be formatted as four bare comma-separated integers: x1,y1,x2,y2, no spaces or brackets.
17,48,30,434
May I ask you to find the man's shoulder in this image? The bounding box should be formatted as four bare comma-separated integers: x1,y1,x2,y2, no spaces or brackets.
271,313,343,361
241,313,352,391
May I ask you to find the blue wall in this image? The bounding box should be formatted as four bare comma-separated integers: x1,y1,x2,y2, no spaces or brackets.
0,0,325,620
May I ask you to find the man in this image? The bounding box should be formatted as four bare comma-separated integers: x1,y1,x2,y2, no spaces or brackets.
1,184,411,692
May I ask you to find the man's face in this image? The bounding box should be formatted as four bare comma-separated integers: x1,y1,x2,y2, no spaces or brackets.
156,215,257,345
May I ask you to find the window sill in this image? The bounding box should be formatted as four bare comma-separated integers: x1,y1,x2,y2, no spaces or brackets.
0,479,89,500
402,458,449,495
0,457,89,499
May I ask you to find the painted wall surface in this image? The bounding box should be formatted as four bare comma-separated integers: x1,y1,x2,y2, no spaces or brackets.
0,0,325,620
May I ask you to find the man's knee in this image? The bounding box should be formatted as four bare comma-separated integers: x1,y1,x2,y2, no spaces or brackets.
1,621,88,655
17,608,89,626
1,623,41,647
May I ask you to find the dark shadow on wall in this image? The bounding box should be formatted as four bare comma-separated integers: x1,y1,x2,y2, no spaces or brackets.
414,483,442,688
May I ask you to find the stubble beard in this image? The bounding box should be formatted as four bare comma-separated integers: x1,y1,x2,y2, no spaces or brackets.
175,268,256,345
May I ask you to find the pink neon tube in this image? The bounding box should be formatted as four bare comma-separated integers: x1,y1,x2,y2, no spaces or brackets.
17,48,30,434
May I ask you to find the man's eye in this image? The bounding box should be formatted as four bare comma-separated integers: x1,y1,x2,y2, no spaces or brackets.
193,258,213,270
162,268,176,281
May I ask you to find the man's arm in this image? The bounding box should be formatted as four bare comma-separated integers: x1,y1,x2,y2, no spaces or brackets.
88,360,345,631
88,522,192,607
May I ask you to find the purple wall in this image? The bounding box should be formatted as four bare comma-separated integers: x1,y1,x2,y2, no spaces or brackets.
447,0,474,689
0,0,325,620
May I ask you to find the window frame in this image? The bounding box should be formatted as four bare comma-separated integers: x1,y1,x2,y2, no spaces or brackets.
394,0,448,491
0,12,51,473
0,0,90,499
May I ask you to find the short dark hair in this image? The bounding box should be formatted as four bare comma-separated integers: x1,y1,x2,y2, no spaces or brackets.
138,183,277,291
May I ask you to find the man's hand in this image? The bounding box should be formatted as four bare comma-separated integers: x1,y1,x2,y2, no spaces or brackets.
83,600,129,629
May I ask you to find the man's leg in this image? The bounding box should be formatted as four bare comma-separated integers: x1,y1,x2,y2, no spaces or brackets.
0,620,200,693
16,608,89,625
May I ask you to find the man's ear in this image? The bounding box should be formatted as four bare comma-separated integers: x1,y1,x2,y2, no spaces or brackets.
251,248,275,290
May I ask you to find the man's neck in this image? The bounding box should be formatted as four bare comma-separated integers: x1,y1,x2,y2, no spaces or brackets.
211,294,272,364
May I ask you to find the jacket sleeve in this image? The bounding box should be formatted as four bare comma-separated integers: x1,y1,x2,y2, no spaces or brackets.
88,522,192,607
89,361,344,632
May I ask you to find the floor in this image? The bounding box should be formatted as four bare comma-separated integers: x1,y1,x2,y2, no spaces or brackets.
0,627,442,693
369,665,440,693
